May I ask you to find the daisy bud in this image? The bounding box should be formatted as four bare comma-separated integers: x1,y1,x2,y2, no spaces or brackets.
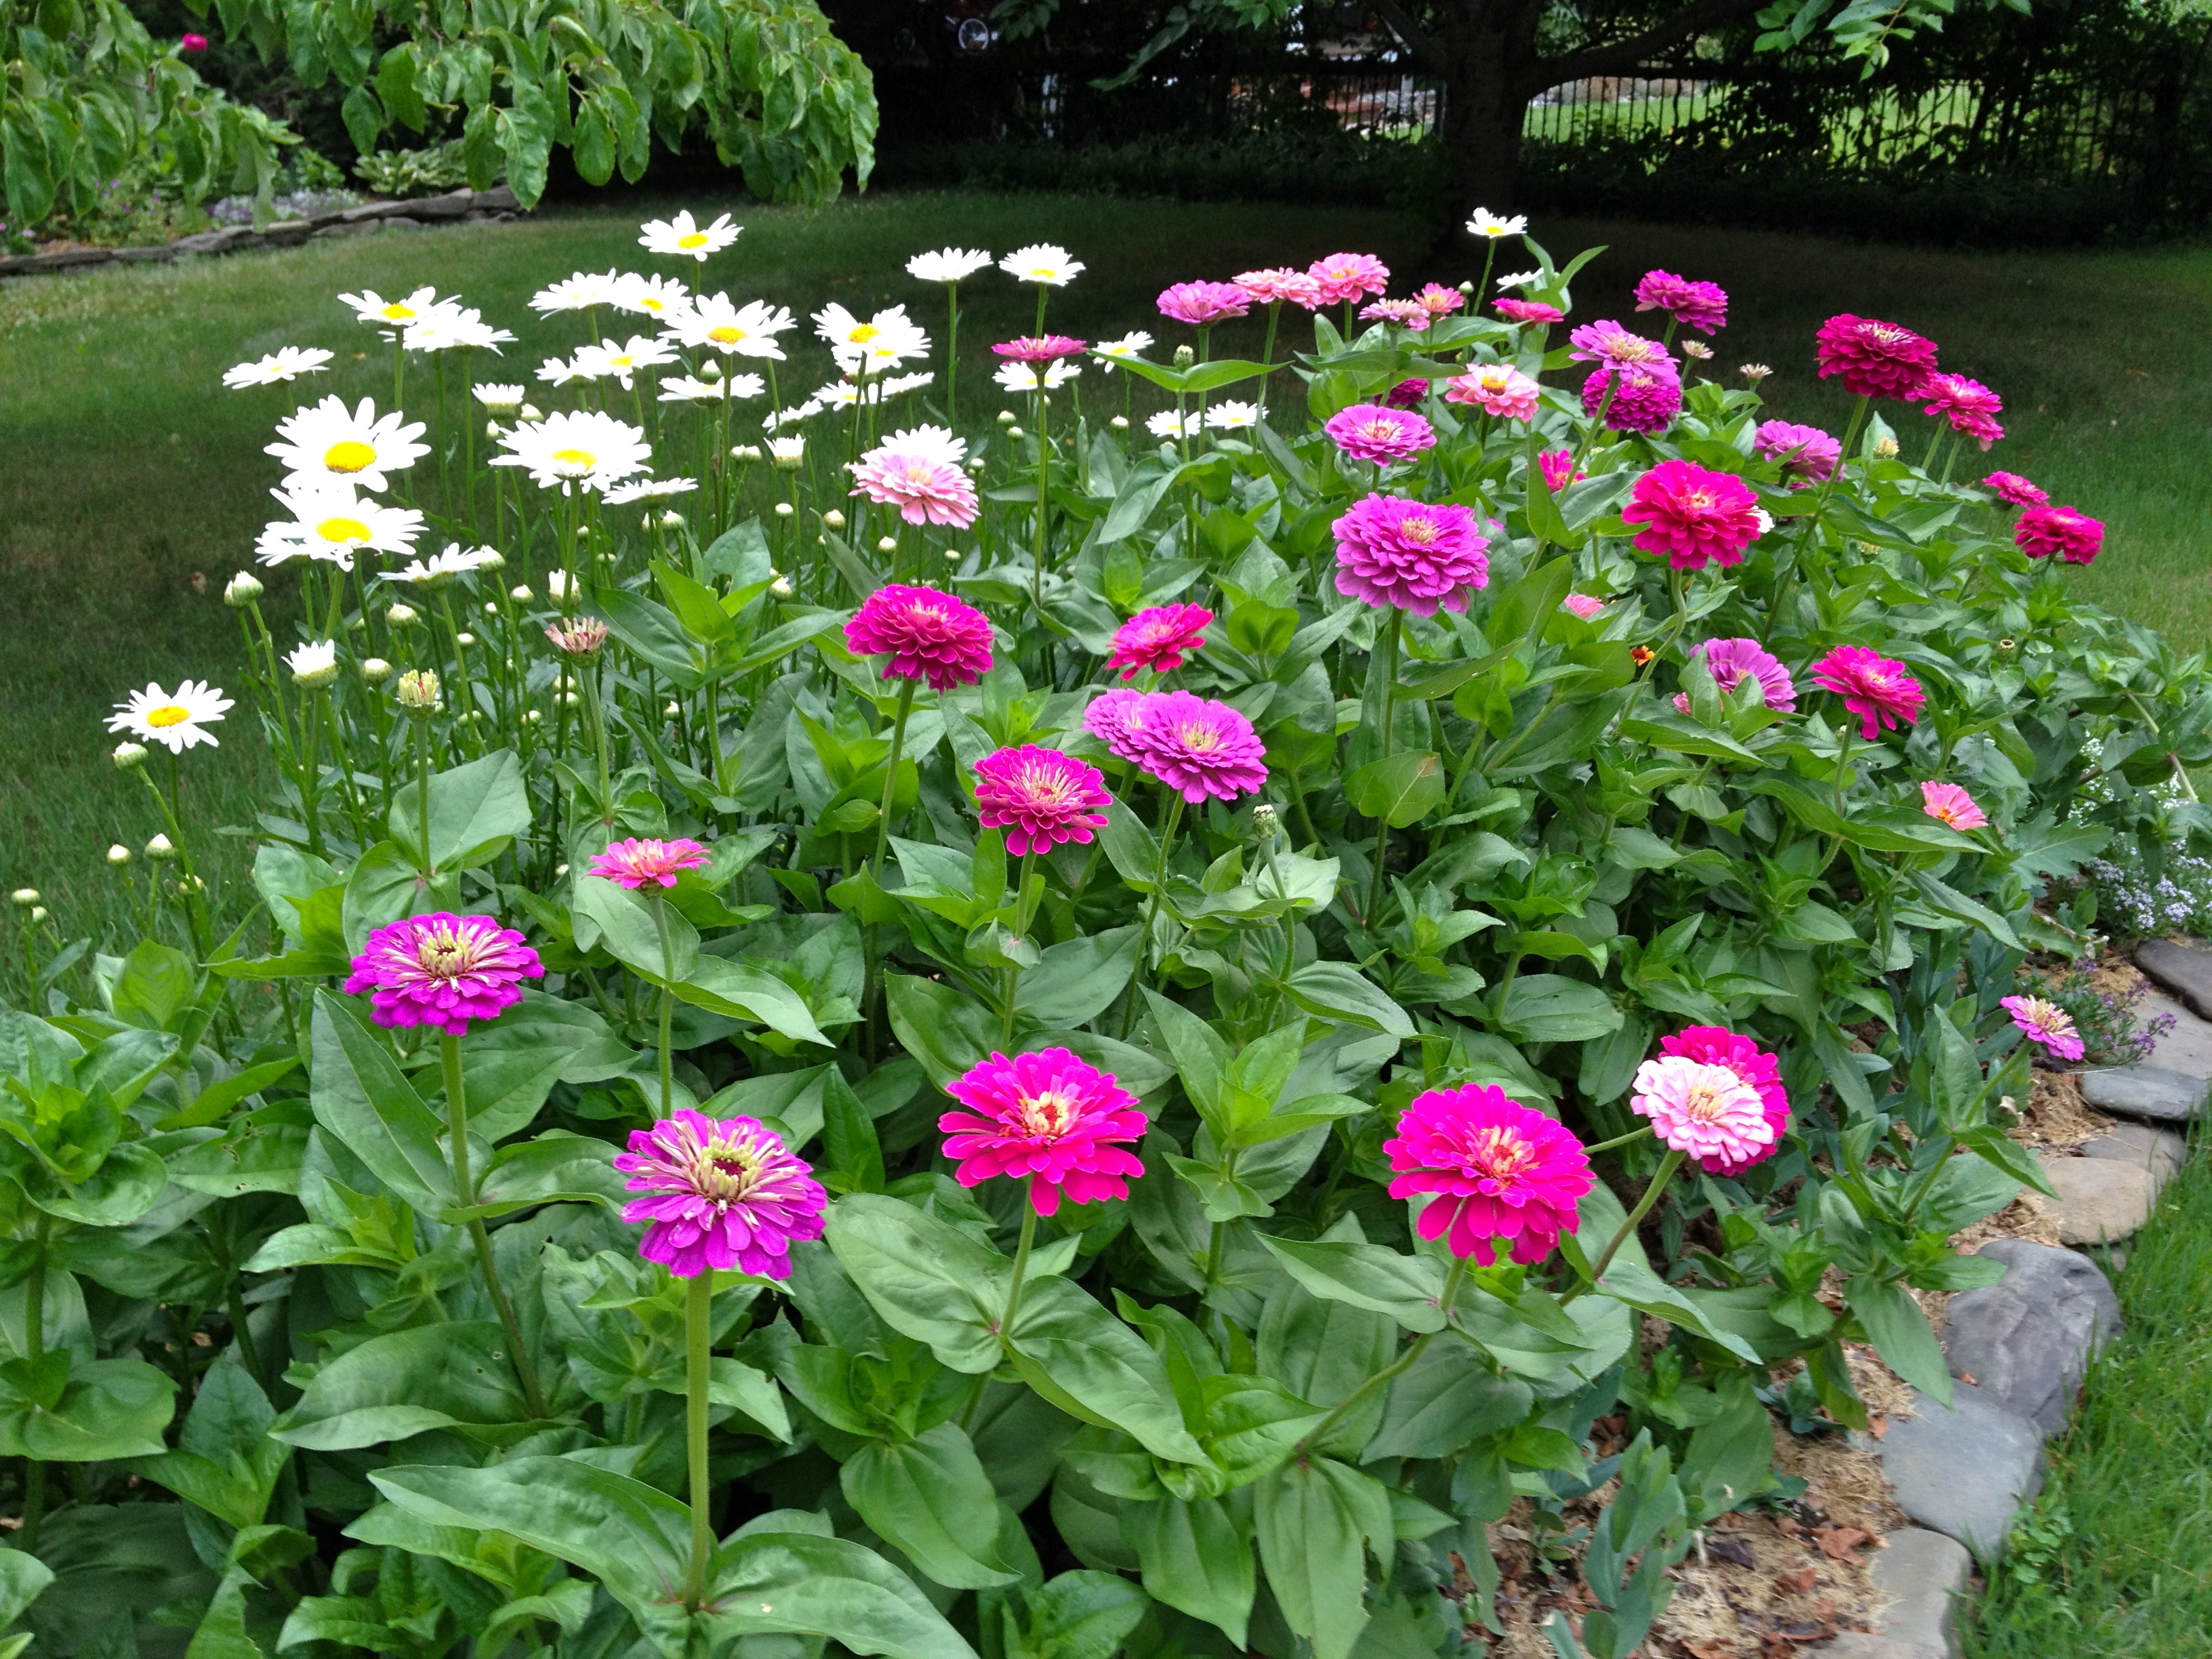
967,457,986,471
27,908,46,926
562,692,579,708
1457,280,1475,294
641,514,655,532
823,510,846,530
112,741,148,771
107,844,131,866
177,874,204,895
146,834,176,860
361,657,393,682
486,421,501,439
289,641,340,688
774,501,795,517
455,632,476,647
395,668,443,715
525,708,543,724
876,535,897,554
224,572,264,608
546,571,572,600
665,700,682,717
1872,436,1900,459
772,577,794,596
483,601,499,617
554,863,570,879
943,549,960,562
659,510,685,529
510,584,533,602
701,359,723,382
521,403,543,421
1006,426,1025,440
1173,346,1195,368
386,603,421,628
9,889,38,907
996,410,1017,424
1110,415,1129,430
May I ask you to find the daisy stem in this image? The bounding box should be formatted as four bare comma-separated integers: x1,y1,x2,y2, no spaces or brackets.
1475,242,1498,308
946,283,961,426
1118,790,1185,1039
19,1214,49,1556
1364,608,1404,922
1563,1149,1685,1304
442,1029,550,1418
684,1268,716,1610
651,891,678,1119
869,677,920,885
138,767,209,961
1031,388,1050,630
300,689,327,858
328,686,371,848
1294,1254,1467,1457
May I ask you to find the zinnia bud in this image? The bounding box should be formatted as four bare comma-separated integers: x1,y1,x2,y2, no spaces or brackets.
1172,345,1195,368
1872,436,1900,459
1252,803,1280,839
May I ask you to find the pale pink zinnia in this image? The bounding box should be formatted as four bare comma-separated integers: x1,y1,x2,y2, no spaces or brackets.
1359,298,1432,331
590,836,710,890
941,1048,1147,1216
1655,1027,1790,1175
1917,373,2004,449
850,434,980,528
1107,604,1212,680
1672,636,1797,715
1122,691,1269,803
1333,494,1490,616
845,583,994,689
1082,687,1151,764
1444,364,1540,422
973,745,1111,855
1325,403,1437,466
1631,1054,1778,1168
1633,270,1728,335
1984,470,2048,507
1811,645,1925,740
2001,995,2085,1063
992,335,1086,363
2015,505,2104,565
1815,314,1938,401
1307,252,1391,306
615,1110,827,1278
1414,283,1465,316
1382,1084,1593,1266
1921,780,1989,830
1753,420,1840,485
1234,268,1324,309
1582,363,1681,436
1158,281,1251,327
1539,449,1584,492
345,912,542,1035
1568,319,1675,373
1622,460,1763,571
1561,594,1607,619
1495,298,1563,326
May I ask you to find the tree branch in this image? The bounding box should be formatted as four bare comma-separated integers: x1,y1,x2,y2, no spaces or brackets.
1369,0,1450,75
1526,0,1770,96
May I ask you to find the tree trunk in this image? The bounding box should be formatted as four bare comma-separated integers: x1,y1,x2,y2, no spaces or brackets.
1435,0,1547,214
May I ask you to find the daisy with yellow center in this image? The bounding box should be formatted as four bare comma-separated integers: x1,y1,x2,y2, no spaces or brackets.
491,409,654,496
107,679,234,754
997,243,1085,287
266,396,430,493
337,286,449,338
255,481,425,569
813,302,930,371
663,294,795,360
638,210,740,262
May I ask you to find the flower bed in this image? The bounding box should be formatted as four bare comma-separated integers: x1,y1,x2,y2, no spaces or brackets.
3,209,2209,1657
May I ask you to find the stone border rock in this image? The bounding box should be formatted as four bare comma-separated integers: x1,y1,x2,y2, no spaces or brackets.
0,186,523,280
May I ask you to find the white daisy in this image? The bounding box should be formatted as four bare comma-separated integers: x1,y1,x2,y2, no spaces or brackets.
1494,269,1543,290
602,477,700,504
107,679,233,754
767,434,805,464
639,210,740,262
660,373,765,403
573,334,679,390
907,247,994,285
474,383,526,412
256,480,425,568
1093,331,1153,362
1205,401,1261,430
223,346,333,389
768,400,822,428
337,287,449,336
878,370,935,396
491,410,653,495
814,380,863,408
998,243,1084,285
285,640,340,687
612,272,692,320
266,396,430,493
386,544,504,586
663,293,795,359
878,424,967,465
531,270,625,316
1147,410,1194,441
994,360,1082,392
1466,209,1528,239
403,306,515,353
537,354,590,387
814,302,930,372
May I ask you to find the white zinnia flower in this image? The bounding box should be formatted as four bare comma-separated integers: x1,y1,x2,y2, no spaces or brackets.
1206,401,1261,430
639,210,740,262
223,346,333,389
474,382,526,412
603,477,700,504
907,247,994,285
660,373,765,403
337,287,450,336
107,679,234,754
386,544,504,586
998,243,1084,286
286,640,340,687
1466,209,1529,238
1093,331,1153,361
663,294,795,359
994,360,1080,392
573,334,679,390
256,481,425,568
1147,411,1194,440
266,396,430,492
612,272,692,320
814,302,930,372
531,270,625,316
491,409,653,495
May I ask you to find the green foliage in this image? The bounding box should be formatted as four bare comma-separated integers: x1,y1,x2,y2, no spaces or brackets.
352,138,478,199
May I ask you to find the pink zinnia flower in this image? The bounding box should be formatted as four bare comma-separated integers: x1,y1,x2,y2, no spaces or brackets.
1656,1027,1790,1176
1984,470,2048,507
1811,645,1925,740
1234,268,1324,308
1633,270,1728,335
1921,780,1989,830
1083,687,1151,764
1918,373,2004,449
1539,449,1584,492
1622,459,1763,571
1307,252,1391,305
615,1110,827,1279
345,912,542,1036
2001,995,2085,1063
1333,494,1490,616
1122,690,1269,803
1383,1084,1593,1266
1445,363,1541,422
1158,282,1252,327
1582,363,1681,436
973,746,1111,855
1631,1055,1778,1169
1384,376,1429,409
1325,404,1437,466
941,1048,1147,1216
181,32,209,52
845,583,994,690
1495,298,1563,326
1753,420,1840,485
1568,319,1675,373
1561,594,1607,619
1107,604,1211,680
1359,298,1431,331
850,434,981,529
1415,283,1465,316
1672,636,1797,716
992,335,1086,363
2015,505,2104,565
1815,314,1938,401
590,836,710,890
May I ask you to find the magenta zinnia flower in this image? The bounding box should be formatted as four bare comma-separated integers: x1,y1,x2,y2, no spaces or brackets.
1918,373,2004,449
1539,449,1584,492
590,836,710,890
2001,995,2085,1063
1753,420,1840,485
941,1048,1147,1216
1445,364,1540,422
1107,603,1212,680
1582,363,1681,436
1633,270,1728,335
973,745,1111,855
1673,637,1797,716
1383,1084,1593,1266
1815,314,1938,401
846,583,994,690
345,912,542,1036
1568,319,1675,373
2015,505,2104,565
1921,779,1989,830
1561,594,1607,619
1359,298,1432,331
1655,1027,1790,1176
1234,268,1324,309
850,434,980,529
615,1110,827,1279
1307,252,1391,306
1158,282,1251,327
1384,376,1429,409
1495,298,1563,326
1811,645,1925,740
1622,460,1763,571
1333,494,1490,617
1082,687,1151,764
1631,1055,1778,1169
1325,404,1437,466
1984,470,2048,507
1122,691,1269,803
992,335,1086,363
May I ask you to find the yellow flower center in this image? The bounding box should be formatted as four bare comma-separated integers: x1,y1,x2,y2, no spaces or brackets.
638,298,667,313
1467,1124,1532,1180
708,325,744,344
609,354,635,369
1682,1079,1731,1122
324,439,377,473
379,304,414,320
1401,516,1438,545
1176,721,1219,752
678,231,710,249
1012,1088,1078,1139
551,447,598,470
848,323,880,344
316,516,372,544
144,703,192,729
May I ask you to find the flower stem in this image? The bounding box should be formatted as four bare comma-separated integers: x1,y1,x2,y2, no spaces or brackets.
413,716,436,878
684,1268,715,1611
651,891,678,1118
1563,1149,1685,1304
443,1030,550,1418
869,677,920,885
1365,608,1404,922
1118,790,1186,1038
945,284,962,426
1581,1126,1659,1155
1296,1254,1467,1456
19,1214,49,1557
998,1206,1040,1340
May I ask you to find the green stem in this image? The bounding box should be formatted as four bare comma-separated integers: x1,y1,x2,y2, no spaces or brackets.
1118,791,1186,1038
945,284,962,426
443,1031,551,1418
1296,1255,1467,1455
20,1215,48,1556
651,893,678,1118
1364,609,1404,922
413,718,436,877
869,677,920,884
1563,1150,1685,1303
684,1269,715,1610
998,1206,1040,1339
1001,865,1041,1049
1832,724,1857,820
1581,1126,1659,1156
581,657,614,816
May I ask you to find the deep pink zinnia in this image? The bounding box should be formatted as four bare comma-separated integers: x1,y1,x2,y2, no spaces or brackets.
1984,470,2048,507
1122,691,1269,803
590,836,710,890
1633,270,1728,335
1673,636,1797,716
1918,373,2005,449
1107,603,1212,680
1539,449,1584,492
1234,268,1324,309
1568,319,1675,373
1815,314,1938,401
850,440,981,529
615,1110,827,1279
2000,995,2085,1063
973,746,1111,855
1921,779,1989,831
1383,1084,1593,1266
992,335,1086,363
845,583,994,690
1333,494,1490,617
1622,460,1763,571
2015,505,2104,565
941,1048,1147,1216
1158,282,1251,327
1582,363,1681,436
1082,687,1151,764
1495,298,1564,326
1360,298,1432,331
1631,1055,1778,1170
181,32,209,52
1753,420,1840,485
1384,376,1429,409
1307,252,1391,306
1811,645,1925,740
1445,364,1541,422
1656,1026,1790,1176
1326,403,1437,466
344,912,542,1036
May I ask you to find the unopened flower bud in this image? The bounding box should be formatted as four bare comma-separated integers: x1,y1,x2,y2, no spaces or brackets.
944,549,960,562
520,403,542,421
546,571,572,601
455,631,476,647
822,510,846,529
224,571,264,608
525,708,543,723
774,501,795,517
510,584,533,603
1252,803,1279,838
772,576,794,597
112,741,148,771
876,535,898,554
1006,426,1025,441
485,421,501,439
27,907,45,925
106,844,131,866
483,601,499,617
386,603,421,628
996,410,1017,425
146,834,176,860
562,692,579,708
1872,436,1900,459
360,657,392,682
665,700,682,717
554,863,569,879
1172,345,1195,368
395,668,442,714
1457,280,1475,294
1110,415,1129,430
701,359,723,382
967,457,985,471
9,889,38,907
177,874,204,895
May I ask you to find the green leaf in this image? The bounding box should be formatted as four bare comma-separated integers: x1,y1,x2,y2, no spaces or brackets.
678,957,832,1047
0,1357,175,1462
1006,1279,1210,1465
1121,1496,1252,1646
0,1552,53,1631
571,875,699,981
457,990,634,1143
388,750,532,876
1496,974,1622,1042
840,1422,1021,1589
1844,1279,1951,1406
156,1056,301,1131
465,1131,628,1220
1346,752,1446,828
19,1142,167,1228
1006,1570,1151,1659
1016,929,1141,1027
1258,1236,1447,1332
883,976,998,1087
1366,1344,1532,1460
1284,963,1413,1038
307,991,457,1214
1253,1458,1392,1659
271,1322,528,1450
1141,989,1230,1114
823,1194,1008,1372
